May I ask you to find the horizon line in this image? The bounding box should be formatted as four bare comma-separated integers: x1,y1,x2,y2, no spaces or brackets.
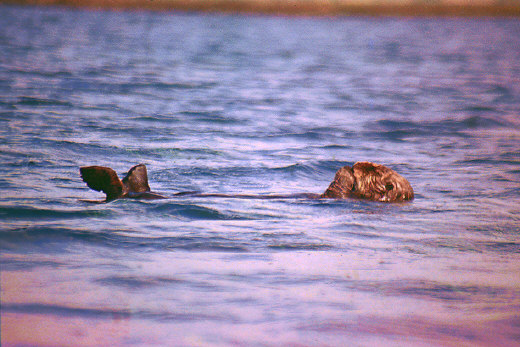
5,0,520,17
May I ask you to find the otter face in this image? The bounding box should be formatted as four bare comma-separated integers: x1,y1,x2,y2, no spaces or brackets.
322,162,414,202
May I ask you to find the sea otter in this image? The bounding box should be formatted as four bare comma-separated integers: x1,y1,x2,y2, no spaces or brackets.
79,162,414,203
322,162,414,202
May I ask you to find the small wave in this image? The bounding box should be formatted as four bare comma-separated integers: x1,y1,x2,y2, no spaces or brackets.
318,144,354,150
16,96,74,107
271,160,352,181
149,202,250,220
126,147,223,162
0,226,122,251
2,303,131,319
177,111,239,124
0,226,251,252
159,235,250,252
371,279,513,304
7,158,58,169
0,257,63,271
0,206,112,220
0,178,14,189
96,273,232,291
12,68,73,79
268,243,333,250
481,241,520,253
455,157,520,167
2,302,237,323
460,105,498,114
367,115,513,141
500,151,520,161
486,84,517,103
0,103,16,111
268,127,354,141
58,78,216,96
118,81,216,93
145,81,217,90
95,275,184,289
272,163,319,177
130,114,180,123
178,166,265,179
35,139,121,158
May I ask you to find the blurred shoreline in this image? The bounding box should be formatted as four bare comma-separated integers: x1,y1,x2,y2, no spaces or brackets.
4,0,520,17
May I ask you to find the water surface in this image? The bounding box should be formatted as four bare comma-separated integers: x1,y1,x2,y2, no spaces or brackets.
1,6,520,346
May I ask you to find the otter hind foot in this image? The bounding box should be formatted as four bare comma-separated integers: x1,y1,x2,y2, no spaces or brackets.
80,164,165,202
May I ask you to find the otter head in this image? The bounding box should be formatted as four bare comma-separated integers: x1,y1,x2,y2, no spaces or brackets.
322,162,414,202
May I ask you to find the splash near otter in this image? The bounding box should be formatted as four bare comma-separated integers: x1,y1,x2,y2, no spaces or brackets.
80,162,413,203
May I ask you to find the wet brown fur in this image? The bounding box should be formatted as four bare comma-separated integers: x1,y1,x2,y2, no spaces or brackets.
322,162,414,202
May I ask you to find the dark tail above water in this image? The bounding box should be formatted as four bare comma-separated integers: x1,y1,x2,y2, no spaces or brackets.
80,164,165,202
80,162,414,203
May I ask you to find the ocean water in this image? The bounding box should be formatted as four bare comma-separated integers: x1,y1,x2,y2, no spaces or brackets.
1,5,520,346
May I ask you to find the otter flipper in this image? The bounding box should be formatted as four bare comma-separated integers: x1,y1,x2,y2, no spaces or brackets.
122,164,151,193
80,164,164,202
80,166,124,202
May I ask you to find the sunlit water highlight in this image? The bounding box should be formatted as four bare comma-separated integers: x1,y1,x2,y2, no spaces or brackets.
1,5,520,346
